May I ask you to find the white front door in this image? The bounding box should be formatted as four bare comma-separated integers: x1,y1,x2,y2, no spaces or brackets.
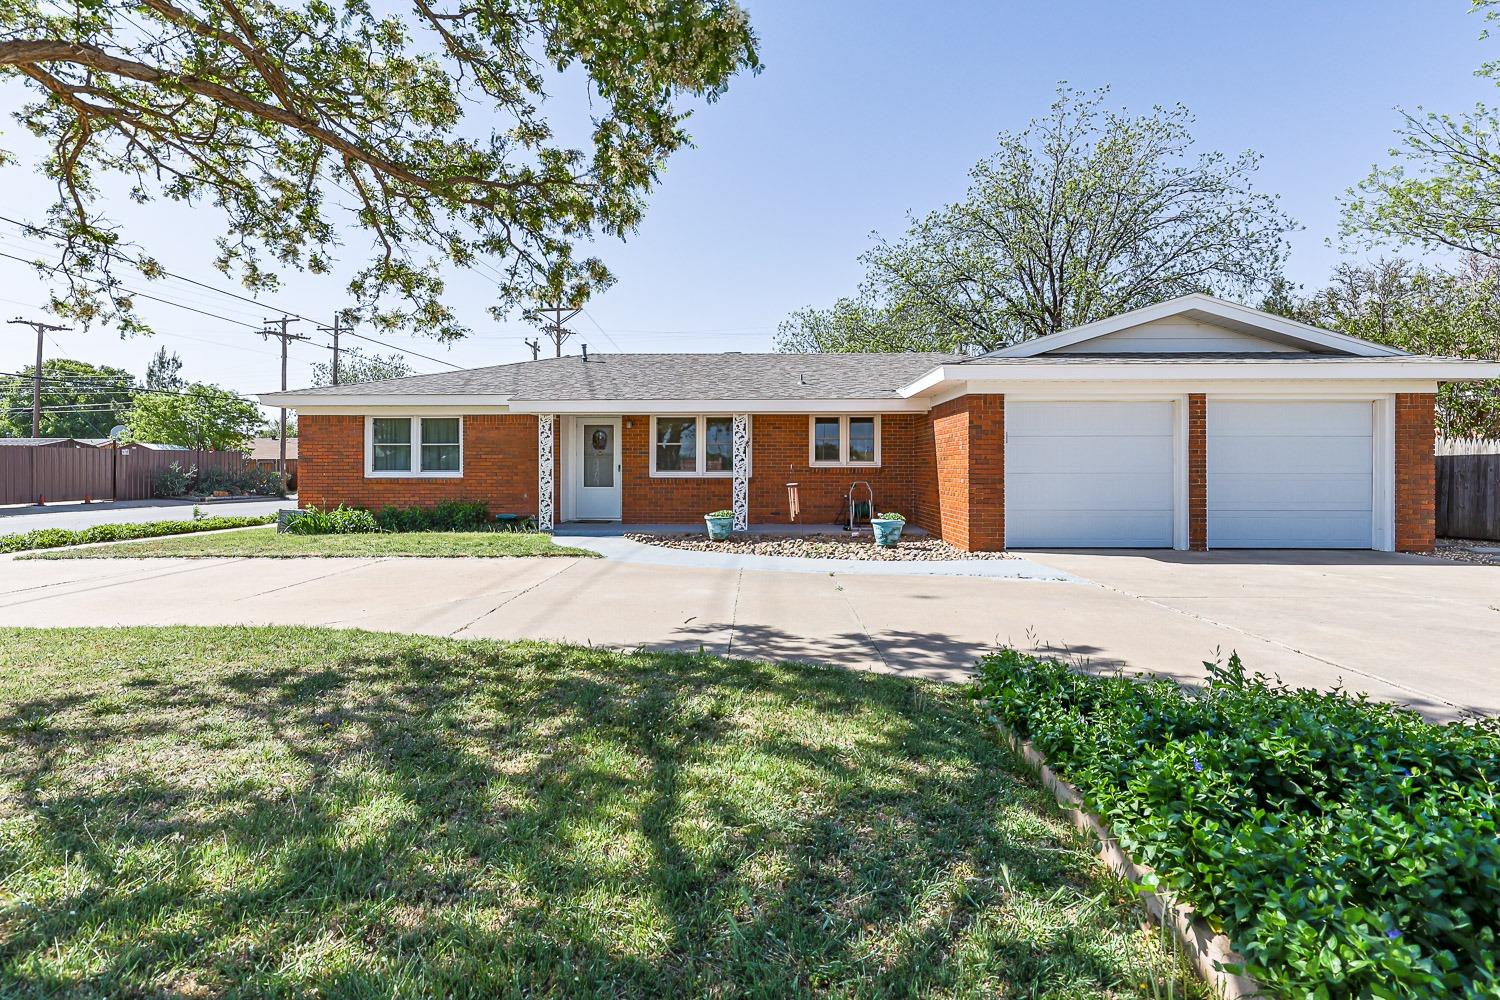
574,417,622,520
1208,401,1374,548
1005,401,1176,548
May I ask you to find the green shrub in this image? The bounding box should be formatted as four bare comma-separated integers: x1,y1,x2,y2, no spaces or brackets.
970,647,1500,998
876,512,905,521
284,505,378,535
154,462,196,498
373,500,490,532
0,515,277,554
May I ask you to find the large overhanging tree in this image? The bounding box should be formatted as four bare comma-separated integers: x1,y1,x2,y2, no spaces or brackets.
1342,1,1500,260
778,86,1295,354
0,0,759,338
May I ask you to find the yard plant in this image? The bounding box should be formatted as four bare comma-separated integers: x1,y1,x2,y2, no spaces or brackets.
0,627,1200,998
971,647,1500,998
0,514,275,554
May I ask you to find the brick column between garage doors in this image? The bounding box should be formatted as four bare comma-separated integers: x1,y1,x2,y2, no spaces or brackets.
1394,392,1436,553
1188,394,1207,551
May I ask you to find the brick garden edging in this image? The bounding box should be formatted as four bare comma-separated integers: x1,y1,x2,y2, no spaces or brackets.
998,724,1266,1000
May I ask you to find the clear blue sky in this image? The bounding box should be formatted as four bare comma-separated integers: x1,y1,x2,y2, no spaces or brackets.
1,0,1494,411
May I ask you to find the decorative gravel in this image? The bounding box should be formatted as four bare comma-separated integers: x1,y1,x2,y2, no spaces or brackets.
1426,538,1500,566
624,531,1016,561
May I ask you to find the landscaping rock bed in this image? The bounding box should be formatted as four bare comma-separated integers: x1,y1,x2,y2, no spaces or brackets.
1428,538,1500,566
624,531,1015,561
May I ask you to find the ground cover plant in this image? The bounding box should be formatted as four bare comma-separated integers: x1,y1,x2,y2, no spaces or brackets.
0,627,1201,998
971,647,1500,998
22,525,595,559
0,514,276,554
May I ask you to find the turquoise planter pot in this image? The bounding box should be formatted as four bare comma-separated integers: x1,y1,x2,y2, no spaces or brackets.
871,518,904,547
705,515,734,541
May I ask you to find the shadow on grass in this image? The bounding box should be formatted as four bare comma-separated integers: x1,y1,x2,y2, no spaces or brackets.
0,626,1200,998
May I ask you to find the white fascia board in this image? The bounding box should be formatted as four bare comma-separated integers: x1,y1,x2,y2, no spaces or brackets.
503,397,928,414
259,393,510,408
986,294,1406,358
910,359,1500,386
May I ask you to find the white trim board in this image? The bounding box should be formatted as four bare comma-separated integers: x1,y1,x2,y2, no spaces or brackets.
983,293,1407,358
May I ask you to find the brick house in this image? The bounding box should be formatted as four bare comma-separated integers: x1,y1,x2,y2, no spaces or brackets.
261,294,1500,552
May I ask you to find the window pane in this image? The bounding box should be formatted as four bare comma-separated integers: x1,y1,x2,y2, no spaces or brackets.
421,444,460,472
654,417,697,472
583,424,614,487
704,417,734,473
848,417,876,463
813,417,841,462
421,418,459,445
373,444,411,471
372,418,411,445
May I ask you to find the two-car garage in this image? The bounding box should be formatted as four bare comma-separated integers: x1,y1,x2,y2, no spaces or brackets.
1004,398,1379,550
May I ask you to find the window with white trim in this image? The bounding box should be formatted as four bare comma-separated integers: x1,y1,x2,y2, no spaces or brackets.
651,416,738,477
366,416,463,477
809,415,880,467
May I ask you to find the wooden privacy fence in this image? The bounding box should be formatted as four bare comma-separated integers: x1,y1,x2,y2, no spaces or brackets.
1436,438,1500,541
0,446,244,505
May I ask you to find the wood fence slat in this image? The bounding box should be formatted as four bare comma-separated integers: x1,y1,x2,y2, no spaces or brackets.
1436,438,1500,540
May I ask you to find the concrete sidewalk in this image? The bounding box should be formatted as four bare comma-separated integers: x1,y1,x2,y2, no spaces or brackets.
0,496,292,532
0,548,1494,720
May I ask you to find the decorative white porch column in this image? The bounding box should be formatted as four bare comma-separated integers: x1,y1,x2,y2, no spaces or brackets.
537,414,555,531
732,413,751,531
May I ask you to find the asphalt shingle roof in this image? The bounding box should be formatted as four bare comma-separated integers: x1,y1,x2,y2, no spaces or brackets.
280,352,966,401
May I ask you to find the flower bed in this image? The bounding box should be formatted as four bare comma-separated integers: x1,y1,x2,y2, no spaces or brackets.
624,531,1014,561
970,647,1500,998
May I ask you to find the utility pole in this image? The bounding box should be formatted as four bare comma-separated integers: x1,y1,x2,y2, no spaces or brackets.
534,305,580,357
7,318,70,438
317,314,344,385
261,316,310,488
524,337,541,362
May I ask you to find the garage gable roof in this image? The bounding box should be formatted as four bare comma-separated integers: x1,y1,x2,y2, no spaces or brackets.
984,294,1407,359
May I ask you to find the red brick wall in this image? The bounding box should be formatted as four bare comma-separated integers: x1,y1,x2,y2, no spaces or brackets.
912,395,1004,552
298,414,541,514
1395,393,1436,553
1188,394,1207,551
618,414,922,524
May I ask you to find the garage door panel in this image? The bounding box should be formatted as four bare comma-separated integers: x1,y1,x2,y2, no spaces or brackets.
1006,436,1174,475
1210,437,1373,475
1006,472,1173,511
1007,510,1175,548
1007,401,1174,436
1005,401,1174,548
1212,473,1372,510
1208,512,1372,549
1208,400,1374,549
1211,401,1373,436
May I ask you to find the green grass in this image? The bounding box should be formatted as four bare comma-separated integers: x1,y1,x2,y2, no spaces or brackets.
22,525,598,559
0,627,1202,998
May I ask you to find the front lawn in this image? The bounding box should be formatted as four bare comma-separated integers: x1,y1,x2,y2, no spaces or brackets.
21,525,598,559
0,627,1199,998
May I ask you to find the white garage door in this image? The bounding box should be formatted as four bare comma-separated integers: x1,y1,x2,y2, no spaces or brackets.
1208,401,1373,548
1005,401,1175,547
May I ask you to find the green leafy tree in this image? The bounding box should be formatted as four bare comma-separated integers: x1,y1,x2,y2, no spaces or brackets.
309,352,414,387
0,358,136,437
778,86,1295,354
1263,257,1500,437
0,0,760,339
1342,2,1500,260
126,383,263,451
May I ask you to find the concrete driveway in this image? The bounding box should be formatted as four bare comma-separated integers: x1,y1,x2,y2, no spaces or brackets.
0,547,1494,720
0,496,293,532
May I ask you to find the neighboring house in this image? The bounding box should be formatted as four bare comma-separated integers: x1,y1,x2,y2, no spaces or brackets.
0,437,102,448
260,294,1500,552
247,437,298,486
